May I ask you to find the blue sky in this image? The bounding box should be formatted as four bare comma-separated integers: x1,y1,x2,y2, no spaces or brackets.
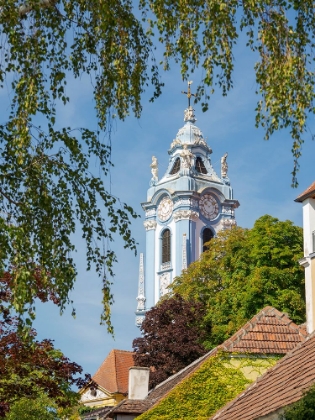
1,31,313,381
34,66,313,380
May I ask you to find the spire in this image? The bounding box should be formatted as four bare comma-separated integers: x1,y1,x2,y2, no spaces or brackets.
181,80,196,107
135,253,146,327
182,81,197,123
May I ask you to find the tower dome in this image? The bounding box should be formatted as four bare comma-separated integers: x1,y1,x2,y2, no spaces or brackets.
171,106,208,147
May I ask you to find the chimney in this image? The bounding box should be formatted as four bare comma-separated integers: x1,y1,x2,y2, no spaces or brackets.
295,181,315,334
128,367,150,400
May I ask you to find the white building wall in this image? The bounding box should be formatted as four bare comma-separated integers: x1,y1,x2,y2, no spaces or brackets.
302,198,315,256
300,197,315,334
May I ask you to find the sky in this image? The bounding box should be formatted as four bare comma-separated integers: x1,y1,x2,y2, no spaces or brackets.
1,27,314,382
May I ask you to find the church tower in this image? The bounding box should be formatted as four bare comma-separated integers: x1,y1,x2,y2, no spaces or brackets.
136,83,239,326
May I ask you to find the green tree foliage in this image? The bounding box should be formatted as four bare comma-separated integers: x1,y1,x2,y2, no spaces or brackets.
0,0,161,330
281,385,315,420
4,396,85,420
3,394,60,420
171,215,305,348
133,295,208,388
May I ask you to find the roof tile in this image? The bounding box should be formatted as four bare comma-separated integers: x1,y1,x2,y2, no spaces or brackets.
221,307,307,354
295,180,315,202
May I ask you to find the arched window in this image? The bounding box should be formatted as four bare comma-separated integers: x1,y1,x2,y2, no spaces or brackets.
195,157,207,174
162,229,171,263
170,158,180,175
203,228,214,252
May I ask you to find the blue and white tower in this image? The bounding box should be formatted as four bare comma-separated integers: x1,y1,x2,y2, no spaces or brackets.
135,83,239,326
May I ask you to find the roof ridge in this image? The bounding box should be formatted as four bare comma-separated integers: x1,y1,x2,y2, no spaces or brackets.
221,306,307,352
220,307,269,351
271,307,309,338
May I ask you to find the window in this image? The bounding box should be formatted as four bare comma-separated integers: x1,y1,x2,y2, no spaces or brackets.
162,229,171,263
170,157,180,175
203,228,214,252
195,157,207,174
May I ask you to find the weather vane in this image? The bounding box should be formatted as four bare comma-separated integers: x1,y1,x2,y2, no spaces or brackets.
181,81,195,107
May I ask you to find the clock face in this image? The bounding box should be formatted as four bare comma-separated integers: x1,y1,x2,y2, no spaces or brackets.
199,194,219,220
158,197,173,221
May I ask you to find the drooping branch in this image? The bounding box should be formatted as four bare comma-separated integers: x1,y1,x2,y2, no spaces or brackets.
0,188,21,206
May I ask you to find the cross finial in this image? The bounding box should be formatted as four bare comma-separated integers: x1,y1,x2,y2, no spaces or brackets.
181,81,195,107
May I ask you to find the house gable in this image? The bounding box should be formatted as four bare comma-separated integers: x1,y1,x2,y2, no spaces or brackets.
221,306,307,354
211,331,315,420
81,385,116,408
80,349,134,409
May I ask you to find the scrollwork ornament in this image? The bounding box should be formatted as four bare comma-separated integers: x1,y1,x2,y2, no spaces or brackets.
143,220,157,231
222,207,234,216
136,294,146,311
221,218,237,230
173,210,199,221
159,272,171,297
170,138,181,149
174,199,191,208
174,198,198,208
136,316,144,326
145,209,156,217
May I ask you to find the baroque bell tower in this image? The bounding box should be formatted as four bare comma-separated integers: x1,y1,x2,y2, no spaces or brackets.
135,83,239,326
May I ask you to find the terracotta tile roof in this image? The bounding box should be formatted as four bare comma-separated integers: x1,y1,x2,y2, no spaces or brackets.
295,180,315,202
92,349,134,394
107,307,307,417
221,306,308,354
108,399,151,415
211,331,315,420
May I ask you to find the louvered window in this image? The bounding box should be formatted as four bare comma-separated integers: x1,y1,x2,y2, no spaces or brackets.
195,157,207,174
170,158,180,175
203,228,214,252
162,229,171,263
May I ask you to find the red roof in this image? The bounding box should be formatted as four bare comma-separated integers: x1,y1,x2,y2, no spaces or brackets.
221,306,307,354
295,181,315,202
92,349,134,394
211,331,315,420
